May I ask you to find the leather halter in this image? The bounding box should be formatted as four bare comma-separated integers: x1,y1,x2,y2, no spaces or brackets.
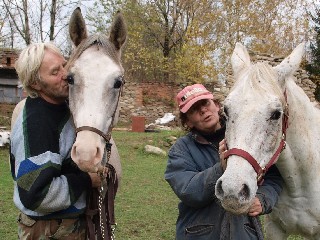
224,91,289,185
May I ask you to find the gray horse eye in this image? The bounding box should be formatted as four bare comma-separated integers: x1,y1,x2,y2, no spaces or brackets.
67,74,74,85
114,76,123,89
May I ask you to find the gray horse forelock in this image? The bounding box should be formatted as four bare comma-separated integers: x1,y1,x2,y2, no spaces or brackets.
66,34,121,71
233,62,286,105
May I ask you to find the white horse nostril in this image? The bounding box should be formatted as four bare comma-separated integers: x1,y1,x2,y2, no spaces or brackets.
215,179,224,198
238,184,250,201
71,145,78,163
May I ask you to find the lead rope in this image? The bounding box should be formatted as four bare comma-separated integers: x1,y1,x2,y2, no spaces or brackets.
98,139,116,240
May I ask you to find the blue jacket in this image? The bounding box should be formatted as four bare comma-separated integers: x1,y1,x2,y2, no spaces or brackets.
165,129,283,240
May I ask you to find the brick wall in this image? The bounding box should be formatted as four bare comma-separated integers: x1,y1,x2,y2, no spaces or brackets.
0,49,18,68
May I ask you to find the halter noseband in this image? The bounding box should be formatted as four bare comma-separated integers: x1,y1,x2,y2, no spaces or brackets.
76,126,111,142
224,91,289,185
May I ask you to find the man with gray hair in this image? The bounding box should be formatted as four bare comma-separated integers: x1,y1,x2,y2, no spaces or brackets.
10,42,101,239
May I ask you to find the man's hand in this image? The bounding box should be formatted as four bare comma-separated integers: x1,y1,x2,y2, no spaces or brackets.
88,172,102,188
248,197,263,216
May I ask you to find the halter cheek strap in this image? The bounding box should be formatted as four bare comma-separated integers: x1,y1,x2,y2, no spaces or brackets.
224,90,289,185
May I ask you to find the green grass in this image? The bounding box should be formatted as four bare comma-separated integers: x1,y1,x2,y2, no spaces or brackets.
112,131,180,239
0,148,18,239
0,130,303,239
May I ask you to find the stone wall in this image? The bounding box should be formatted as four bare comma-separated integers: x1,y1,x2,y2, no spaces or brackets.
119,82,180,125
118,53,316,125
221,52,317,102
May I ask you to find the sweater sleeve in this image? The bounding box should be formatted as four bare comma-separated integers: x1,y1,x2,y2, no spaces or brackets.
15,151,91,213
256,164,284,215
165,137,223,208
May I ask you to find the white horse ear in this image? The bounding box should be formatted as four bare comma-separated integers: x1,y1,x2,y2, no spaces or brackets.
231,43,251,75
109,11,127,50
274,42,305,87
69,7,88,47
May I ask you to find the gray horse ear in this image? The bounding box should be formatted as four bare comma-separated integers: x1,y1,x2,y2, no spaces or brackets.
109,11,127,50
69,7,88,47
274,42,305,87
231,43,251,79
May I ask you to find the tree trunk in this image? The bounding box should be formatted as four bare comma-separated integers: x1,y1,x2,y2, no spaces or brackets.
49,0,57,41
22,0,31,45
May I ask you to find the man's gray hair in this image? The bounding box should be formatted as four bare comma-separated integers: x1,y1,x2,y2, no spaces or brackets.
15,42,62,98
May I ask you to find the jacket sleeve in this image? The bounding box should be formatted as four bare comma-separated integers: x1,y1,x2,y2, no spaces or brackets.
165,137,223,208
256,164,283,215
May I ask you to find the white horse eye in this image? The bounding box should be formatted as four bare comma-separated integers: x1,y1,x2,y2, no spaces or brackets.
270,110,281,120
114,76,123,89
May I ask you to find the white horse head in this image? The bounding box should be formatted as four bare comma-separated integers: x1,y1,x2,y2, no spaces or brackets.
215,42,305,214
67,8,127,172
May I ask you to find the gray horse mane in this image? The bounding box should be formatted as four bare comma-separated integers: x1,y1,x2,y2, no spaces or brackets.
66,34,121,70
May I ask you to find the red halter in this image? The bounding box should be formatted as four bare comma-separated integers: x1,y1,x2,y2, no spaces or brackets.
224,91,289,185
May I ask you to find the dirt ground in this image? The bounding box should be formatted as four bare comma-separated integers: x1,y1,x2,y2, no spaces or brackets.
0,103,16,116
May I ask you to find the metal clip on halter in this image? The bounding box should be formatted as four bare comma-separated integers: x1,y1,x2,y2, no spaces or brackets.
106,142,113,151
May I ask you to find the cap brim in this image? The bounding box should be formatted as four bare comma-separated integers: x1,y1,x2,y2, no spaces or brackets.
180,93,214,113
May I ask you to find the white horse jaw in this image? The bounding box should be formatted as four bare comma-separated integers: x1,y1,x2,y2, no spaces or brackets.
71,131,104,172
215,157,258,214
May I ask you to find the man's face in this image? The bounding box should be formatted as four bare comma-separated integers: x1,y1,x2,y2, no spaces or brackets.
34,49,68,104
186,99,221,133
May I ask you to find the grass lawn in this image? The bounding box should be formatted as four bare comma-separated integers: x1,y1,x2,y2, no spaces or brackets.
0,130,303,239
0,149,18,239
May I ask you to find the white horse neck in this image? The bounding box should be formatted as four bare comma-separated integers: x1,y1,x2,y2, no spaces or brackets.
277,78,320,195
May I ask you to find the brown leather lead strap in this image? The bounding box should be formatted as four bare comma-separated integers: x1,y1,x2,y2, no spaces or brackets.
86,189,99,240
85,166,118,240
104,164,118,240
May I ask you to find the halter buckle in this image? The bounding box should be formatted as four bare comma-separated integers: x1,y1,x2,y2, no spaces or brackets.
257,167,266,185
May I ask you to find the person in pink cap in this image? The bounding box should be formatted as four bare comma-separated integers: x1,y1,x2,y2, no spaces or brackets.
164,84,283,240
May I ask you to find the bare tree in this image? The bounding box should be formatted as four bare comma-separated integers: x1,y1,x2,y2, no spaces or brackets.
1,0,80,49
2,0,31,45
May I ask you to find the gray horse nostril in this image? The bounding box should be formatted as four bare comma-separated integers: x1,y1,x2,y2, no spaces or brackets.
238,184,250,201
216,180,224,197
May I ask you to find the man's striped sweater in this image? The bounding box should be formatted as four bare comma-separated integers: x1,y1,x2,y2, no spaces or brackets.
10,97,91,219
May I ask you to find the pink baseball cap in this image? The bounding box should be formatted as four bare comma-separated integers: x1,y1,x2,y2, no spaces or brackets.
176,84,214,113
